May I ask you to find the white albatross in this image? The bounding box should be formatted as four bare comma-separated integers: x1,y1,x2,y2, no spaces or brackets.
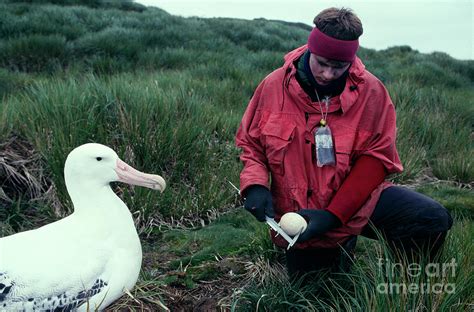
0,143,166,311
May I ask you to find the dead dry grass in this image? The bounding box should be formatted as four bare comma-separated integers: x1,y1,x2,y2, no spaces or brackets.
0,134,47,203
107,256,256,312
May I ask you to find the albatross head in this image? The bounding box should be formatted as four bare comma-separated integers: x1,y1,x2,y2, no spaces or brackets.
64,143,166,192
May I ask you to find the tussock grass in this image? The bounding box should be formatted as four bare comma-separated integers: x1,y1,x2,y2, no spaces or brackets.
2,71,254,227
3,68,471,226
388,82,473,183
231,217,473,311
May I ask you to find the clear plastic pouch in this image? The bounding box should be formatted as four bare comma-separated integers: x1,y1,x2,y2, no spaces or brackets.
315,125,336,167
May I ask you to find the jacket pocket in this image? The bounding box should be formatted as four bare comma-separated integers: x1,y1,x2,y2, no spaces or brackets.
261,115,296,176
328,133,353,190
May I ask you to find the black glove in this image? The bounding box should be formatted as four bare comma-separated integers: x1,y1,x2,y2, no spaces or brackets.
297,209,341,242
243,185,275,222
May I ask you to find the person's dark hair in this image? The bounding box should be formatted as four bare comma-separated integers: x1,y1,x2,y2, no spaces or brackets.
313,7,363,40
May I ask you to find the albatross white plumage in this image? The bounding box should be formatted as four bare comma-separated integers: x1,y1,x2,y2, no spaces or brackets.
0,143,166,311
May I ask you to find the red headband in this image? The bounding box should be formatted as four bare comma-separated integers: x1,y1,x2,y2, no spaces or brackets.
307,27,359,62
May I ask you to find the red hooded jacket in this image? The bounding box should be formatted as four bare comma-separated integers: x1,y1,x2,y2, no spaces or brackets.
236,45,403,249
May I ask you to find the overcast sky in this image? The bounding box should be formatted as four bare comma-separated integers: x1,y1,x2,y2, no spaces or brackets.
135,0,473,60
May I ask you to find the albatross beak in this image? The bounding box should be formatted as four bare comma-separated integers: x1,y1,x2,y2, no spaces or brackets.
115,159,166,192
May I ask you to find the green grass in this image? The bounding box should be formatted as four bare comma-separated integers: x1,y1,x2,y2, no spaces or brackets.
230,217,473,311
122,195,473,311
157,210,262,263
2,72,250,222
2,68,472,223
387,82,473,183
416,184,474,220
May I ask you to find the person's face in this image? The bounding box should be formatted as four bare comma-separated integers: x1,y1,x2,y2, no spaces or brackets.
309,54,351,85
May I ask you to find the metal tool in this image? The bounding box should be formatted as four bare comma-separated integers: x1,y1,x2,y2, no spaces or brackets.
227,181,241,196
227,180,301,249
265,216,301,250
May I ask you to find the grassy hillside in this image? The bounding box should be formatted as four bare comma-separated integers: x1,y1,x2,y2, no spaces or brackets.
0,1,473,310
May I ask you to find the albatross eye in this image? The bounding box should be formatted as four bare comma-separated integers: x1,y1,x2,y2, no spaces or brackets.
96,157,103,161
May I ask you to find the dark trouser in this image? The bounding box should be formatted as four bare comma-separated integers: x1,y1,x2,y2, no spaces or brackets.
286,186,454,278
